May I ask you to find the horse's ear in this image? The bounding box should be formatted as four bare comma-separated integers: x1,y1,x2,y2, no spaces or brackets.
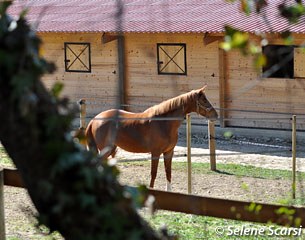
201,85,207,91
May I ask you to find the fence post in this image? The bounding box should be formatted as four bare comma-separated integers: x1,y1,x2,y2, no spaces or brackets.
186,114,192,194
78,99,87,130
292,115,297,199
0,167,5,240
208,120,216,171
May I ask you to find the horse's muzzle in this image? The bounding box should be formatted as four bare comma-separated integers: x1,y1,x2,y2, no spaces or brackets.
207,109,218,120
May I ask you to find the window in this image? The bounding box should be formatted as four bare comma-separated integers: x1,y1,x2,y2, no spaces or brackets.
263,45,294,78
64,42,91,73
157,43,187,75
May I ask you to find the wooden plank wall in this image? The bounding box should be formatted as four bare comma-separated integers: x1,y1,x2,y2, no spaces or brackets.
40,32,220,126
39,32,305,130
125,33,220,125
40,32,118,119
225,34,305,130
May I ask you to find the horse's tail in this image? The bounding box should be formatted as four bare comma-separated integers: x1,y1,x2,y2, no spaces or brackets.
85,122,99,155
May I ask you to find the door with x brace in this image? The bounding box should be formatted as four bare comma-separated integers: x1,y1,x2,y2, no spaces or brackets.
157,43,187,75
64,42,91,73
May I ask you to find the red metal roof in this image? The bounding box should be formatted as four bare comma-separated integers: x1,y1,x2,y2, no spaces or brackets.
7,0,305,33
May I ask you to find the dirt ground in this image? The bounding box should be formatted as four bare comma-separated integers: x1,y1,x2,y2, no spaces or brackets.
116,132,305,202
2,131,305,238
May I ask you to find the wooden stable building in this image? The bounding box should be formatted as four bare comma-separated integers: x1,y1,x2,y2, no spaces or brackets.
9,0,305,130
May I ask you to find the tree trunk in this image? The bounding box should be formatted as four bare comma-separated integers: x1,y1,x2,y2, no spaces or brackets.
0,3,171,239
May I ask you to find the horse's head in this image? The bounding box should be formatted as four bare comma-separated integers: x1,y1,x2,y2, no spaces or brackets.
193,86,218,120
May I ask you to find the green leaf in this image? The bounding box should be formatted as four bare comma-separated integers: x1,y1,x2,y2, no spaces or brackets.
51,82,64,98
254,53,266,69
275,207,295,216
0,1,12,16
19,8,29,19
224,25,238,36
241,0,251,15
279,30,294,45
232,32,249,48
279,3,305,24
220,41,231,51
221,26,249,52
124,185,147,209
249,43,261,54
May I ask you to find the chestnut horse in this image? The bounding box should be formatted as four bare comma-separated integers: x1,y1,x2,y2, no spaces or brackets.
85,86,218,190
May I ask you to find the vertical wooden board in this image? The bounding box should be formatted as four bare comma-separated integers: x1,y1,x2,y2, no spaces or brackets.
208,120,216,171
218,48,226,127
0,168,5,240
294,47,305,78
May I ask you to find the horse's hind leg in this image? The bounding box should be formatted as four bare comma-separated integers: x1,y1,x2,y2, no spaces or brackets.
99,145,117,160
110,146,117,158
149,154,160,188
164,149,174,191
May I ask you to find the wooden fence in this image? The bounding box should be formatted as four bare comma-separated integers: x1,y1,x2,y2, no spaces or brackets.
1,167,305,231
0,102,297,236
78,100,299,198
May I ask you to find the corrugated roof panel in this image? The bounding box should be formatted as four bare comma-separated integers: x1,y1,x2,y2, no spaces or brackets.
7,0,305,33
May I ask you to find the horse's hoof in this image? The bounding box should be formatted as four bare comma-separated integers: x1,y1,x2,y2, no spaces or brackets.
166,181,172,191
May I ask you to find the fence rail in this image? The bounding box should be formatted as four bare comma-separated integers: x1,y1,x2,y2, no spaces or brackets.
78,100,300,197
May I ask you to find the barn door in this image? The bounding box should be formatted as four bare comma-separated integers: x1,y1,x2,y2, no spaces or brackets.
64,42,91,72
157,43,187,75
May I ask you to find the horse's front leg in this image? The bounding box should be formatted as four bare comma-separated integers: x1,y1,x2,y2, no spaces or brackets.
164,149,174,191
149,153,160,188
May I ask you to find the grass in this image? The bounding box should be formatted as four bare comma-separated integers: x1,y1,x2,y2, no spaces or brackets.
120,160,305,205
0,146,15,168
143,211,305,240
183,162,305,181
120,160,305,182
122,159,305,239
6,227,62,240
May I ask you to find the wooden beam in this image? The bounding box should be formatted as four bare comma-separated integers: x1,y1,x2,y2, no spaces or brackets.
102,33,128,109
148,189,305,228
203,34,223,46
208,120,216,170
102,33,118,44
117,34,128,110
218,48,227,127
0,168,5,239
186,114,192,194
3,168,25,188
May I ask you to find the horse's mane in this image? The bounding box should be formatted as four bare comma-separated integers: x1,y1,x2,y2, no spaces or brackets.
146,91,195,116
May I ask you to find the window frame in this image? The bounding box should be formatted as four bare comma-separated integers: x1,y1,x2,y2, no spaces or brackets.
64,42,92,73
262,44,294,79
157,43,187,76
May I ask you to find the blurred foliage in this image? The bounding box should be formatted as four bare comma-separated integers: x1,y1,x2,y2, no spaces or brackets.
278,2,305,24
223,0,305,69
0,1,169,239
220,25,266,69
